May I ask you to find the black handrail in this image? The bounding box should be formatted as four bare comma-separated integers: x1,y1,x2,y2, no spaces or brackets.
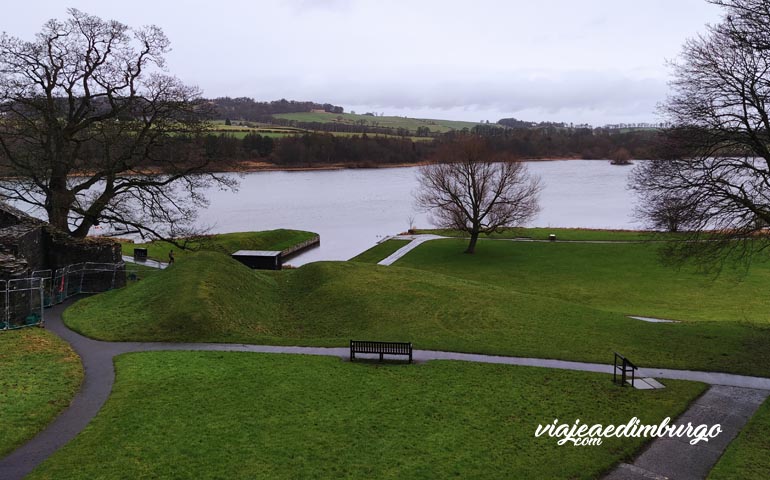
613,352,638,387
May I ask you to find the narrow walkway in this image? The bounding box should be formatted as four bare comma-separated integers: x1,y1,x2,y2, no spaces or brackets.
2,300,769,479
605,385,769,480
377,234,445,265
121,255,168,269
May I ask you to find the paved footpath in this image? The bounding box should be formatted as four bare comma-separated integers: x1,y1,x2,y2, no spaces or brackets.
121,255,168,269
377,234,446,265
604,385,769,480
376,234,669,266
2,300,769,479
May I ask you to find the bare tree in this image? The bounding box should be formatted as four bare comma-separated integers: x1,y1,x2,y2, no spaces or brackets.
634,191,701,233
611,148,632,165
0,9,235,240
631,0,770,266
416,137,541,253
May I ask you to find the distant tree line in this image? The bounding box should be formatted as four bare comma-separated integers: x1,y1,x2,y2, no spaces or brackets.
498,117,669,130
198,133,432,168
194,127,666,170
452,127,664,160
209,97,344,122
271,134,431,167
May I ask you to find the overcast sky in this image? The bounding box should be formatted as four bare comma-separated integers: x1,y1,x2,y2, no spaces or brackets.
6,1,723,125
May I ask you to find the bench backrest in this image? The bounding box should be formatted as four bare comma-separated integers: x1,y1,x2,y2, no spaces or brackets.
350,340,412,354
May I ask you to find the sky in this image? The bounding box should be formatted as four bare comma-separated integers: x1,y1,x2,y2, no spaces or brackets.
5,0,723,125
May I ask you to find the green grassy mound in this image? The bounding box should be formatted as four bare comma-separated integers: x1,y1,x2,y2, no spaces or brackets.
67,251,285,343
121,229,317,263
0,329,83,457
28,352,706,480
65,252,770,375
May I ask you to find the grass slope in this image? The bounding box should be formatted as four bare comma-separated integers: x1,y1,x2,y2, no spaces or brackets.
416,227,678,241
68,251,285,343
121,229,317,263
396,238,770,324
28,352,705,480
0,329,82,457
65,252,770,376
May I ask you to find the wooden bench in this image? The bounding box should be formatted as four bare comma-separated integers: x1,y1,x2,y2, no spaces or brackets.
350,340,413,363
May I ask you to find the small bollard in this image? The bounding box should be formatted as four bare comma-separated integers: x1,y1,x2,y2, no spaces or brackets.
548,234,556,242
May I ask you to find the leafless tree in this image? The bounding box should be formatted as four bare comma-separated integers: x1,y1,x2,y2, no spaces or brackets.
631,0,770,266
634,191,701,233
712,0,770,50
611,148,632,165
416,137,541,253
0,9,235,241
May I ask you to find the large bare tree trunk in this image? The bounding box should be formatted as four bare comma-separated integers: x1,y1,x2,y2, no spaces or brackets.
465,230,480,254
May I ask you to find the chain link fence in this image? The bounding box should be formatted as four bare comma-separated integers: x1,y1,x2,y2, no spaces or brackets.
1,261,128,331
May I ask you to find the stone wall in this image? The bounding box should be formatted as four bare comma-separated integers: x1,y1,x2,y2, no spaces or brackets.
0,224,48,272
44,227,123,267
0,205,126,294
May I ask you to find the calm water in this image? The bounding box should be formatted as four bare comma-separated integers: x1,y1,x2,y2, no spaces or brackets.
196,160,640,265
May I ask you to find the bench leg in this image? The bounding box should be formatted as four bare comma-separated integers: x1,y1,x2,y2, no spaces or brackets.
379,353,383,362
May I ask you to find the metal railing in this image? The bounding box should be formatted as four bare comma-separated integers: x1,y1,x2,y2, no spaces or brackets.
1,261,127,331
613,352,638,387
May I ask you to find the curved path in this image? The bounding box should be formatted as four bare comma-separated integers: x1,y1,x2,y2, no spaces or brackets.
377,234,666,266
2,300,770,479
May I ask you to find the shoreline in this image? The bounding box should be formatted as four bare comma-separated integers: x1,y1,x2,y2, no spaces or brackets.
0,157,619,180
221,156,610,174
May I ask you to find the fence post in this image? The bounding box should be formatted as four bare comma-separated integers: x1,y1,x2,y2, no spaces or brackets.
38,280,45,327
3,281,8,330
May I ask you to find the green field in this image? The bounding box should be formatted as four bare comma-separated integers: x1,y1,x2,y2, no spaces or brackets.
15,230,770,477
27,352,705,480
0,329,82,457
416,227,677,242
209,120,434,141
65,249,770,376
393,238,770,323
122,229,317,263
273,111,493,134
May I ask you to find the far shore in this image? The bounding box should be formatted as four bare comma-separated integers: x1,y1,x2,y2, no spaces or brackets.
220,156,613,174
0,157,621,180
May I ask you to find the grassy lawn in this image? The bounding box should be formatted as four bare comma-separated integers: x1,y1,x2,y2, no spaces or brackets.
0,329,82,457
416,227,679,241
121,229,317,263
395,238,770,324
349,239,410,263
64,252,770,376
28,352,706,480
709,397,770,479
